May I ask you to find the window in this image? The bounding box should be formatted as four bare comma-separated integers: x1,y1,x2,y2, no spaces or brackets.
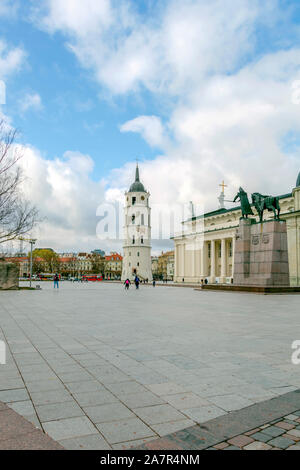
218,244,222,258
141,237,144,244
137,252,140,257
208,243,211,259
137,262,140,267
132,236,135,244
132,197,136,205
141,214,144,225
132,214,135,224
229,241,232,257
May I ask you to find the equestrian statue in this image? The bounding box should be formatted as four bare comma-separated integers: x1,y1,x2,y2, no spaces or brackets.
233,187,280,222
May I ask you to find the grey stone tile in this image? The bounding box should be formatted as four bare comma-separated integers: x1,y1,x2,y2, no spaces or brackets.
36,401,84,422
268,436,295,449
96,418,155,444
84,403,135,423
163,393,210,410
43,416,98,441
120,391,165,409
66,381,105,394
0,388,29,403
112,437,157,450
30,389,74,406
263,425,286,437
151,419,195,437
207,394,253,412
7,400,35,416
146,382,187,396
105,381,148,397
133,404,187,425
184,405,227,423
59,434,111,450
72,390,118,407
0,378,24,390
25,379,65,393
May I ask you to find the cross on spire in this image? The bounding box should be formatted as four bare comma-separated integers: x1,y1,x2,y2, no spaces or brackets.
219,180,227,194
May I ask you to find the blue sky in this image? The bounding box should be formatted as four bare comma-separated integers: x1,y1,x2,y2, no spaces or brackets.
2,3,168,180
0,0,300,253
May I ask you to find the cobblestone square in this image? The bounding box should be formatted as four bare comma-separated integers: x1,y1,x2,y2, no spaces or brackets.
0,282,300,449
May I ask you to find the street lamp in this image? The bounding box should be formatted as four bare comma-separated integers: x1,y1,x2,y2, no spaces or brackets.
18,238,37,288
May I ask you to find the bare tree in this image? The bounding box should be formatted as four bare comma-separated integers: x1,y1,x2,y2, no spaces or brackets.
0,120,38,243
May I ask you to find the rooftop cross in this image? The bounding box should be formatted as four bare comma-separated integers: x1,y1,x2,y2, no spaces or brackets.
219,180,228,194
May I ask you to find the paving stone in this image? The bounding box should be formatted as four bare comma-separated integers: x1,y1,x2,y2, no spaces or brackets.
84,403,135,423
250,432,272,443
112,437,157,450
224,445,240,450
25,379,65,393
267,436,295,449
36,401,84,422
30,389,74,406
227,435,254,448
133,404,187,426
96,418,155,444
59,434,111,450
286,429,300,438
42,416,98,440
276,421,295,431
0,389,29,403
72,390,118,407
106,381,148,397
285,414,299,421
120,391,165,409
243,441,272,450
207,394,253,412
151,419,195,437
146,382,187,396
184,405,227,423
214,442,229,449
7,400,35,417
263,425,286,438
287,444,300,450
163,393,209,410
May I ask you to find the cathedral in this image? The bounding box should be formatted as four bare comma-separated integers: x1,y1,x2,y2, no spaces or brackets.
122,165,152,281
173,174,300,287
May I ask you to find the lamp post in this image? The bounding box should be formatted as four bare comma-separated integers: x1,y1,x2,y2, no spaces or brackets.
18,237,37,288
29,239,37,288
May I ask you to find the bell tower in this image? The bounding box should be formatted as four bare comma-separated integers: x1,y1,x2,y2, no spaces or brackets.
122,164,152,281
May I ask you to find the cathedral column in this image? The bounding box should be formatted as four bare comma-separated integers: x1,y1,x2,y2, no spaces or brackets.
220,238,227,283
210,240,216,283
232,236,236,277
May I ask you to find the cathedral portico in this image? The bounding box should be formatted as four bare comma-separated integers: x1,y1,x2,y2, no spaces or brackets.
173,179,300,285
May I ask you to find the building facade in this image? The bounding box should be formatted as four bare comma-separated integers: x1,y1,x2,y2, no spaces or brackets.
122,165,152,281
104,253,123,279
173,178,300,286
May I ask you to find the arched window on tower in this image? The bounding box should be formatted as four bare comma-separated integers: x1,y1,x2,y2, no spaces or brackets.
132,214,136,224
141,237,144,244
132,236,135,244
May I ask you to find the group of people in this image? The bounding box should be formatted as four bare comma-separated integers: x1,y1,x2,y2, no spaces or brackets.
124,276,156,290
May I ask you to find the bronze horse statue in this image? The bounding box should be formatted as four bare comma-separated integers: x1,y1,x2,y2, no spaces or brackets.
251,193,280,222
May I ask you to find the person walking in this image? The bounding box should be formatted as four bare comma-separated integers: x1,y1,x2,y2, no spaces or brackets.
135,276,140,290
153,279,156,288
54,273,59,289
124,279,130,290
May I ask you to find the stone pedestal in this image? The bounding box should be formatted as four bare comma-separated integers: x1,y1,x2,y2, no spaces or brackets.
0,262,19,290
234,219,289,287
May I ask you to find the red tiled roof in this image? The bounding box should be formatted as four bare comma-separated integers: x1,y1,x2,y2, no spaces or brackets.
105,254,123,261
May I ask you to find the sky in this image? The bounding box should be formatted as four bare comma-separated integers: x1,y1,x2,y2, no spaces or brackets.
0,0,300,254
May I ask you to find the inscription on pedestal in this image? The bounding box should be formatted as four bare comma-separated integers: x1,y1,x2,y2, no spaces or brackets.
233,219,290,287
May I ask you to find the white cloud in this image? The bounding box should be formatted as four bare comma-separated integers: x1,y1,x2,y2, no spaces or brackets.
0,39,25,80
0,0,19,18
120,116,169,149
19,93,43,113
24,0,300,251
17,146,111,252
